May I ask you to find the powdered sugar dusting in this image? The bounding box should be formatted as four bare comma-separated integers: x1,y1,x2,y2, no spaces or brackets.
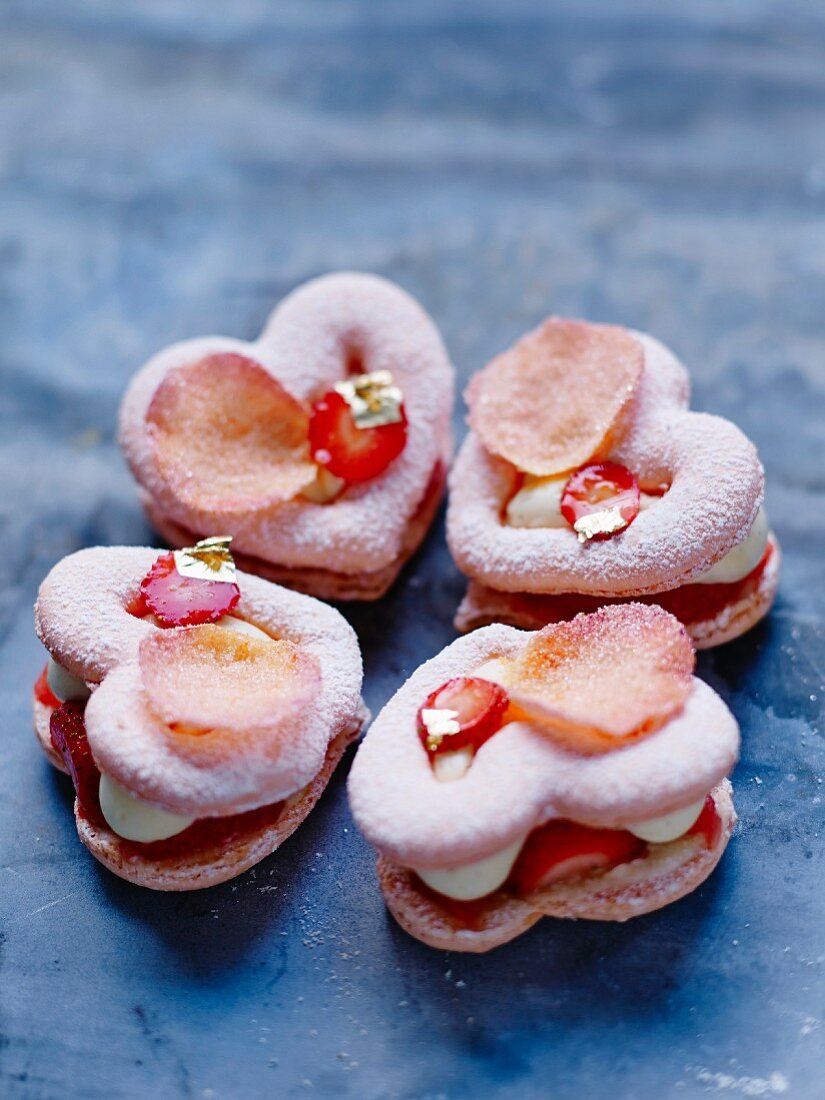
119,272,454,576
348,619,738,869
448,325,765,595
688,1066,789,1096
35,546,364,815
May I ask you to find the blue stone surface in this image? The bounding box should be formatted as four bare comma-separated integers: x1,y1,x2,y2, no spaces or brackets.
1,3,823,1097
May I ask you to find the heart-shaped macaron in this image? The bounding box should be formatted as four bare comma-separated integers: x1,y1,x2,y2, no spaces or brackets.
119,272,455,601
348,604,739,952
448,319,780,646
33,545,367,889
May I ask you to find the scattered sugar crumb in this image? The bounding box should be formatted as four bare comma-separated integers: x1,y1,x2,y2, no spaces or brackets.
690,1067,789,1096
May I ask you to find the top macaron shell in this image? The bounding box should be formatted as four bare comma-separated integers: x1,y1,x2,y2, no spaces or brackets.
118,272,454,577
348,621,739,871
447,327,765,596
35,546,364,817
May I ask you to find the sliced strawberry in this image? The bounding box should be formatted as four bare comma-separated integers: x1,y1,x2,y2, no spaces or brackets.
34,665,60,709
509,820,646,895
139,552,240,628
49,702,100,819
417,676,510,757
687,795,722,849
309,390,407,483
561,461,640,540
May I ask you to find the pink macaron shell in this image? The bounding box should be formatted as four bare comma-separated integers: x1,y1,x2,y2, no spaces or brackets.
35,546,159,684
347,621,738,870
446,327,764,597
36,547,364,815
119,272,454,576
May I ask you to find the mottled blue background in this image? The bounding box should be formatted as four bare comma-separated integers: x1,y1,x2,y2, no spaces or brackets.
1,3,823,1098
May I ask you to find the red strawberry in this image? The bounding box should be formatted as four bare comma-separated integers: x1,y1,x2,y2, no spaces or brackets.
687,795,722,849
561,461,640,540
50,702,100,817
140,553,240,628
417,676,509,757
309,390,407,482
510,820,646,894
34,665,60,709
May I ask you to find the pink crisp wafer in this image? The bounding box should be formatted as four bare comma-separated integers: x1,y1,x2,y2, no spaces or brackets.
466,318,643,476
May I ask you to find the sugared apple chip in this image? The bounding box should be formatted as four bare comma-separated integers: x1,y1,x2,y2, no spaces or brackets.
465,319,643,476
506,604,695,753
139,623,320,744
147,353,317,513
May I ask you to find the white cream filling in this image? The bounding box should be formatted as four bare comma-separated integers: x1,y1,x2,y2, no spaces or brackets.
506,477,768,587
98,774,195,843
693,506,768,585
414,792,711,901
473,657,510,686
413,836,527,901
301,466,347,504
626,798,705,842
433,746,474,782
143,612,272,641
506,474,569,528
506,475,660,530
46,657,91,703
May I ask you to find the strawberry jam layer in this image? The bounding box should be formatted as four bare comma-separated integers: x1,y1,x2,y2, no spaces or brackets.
488,542,774,628
413,800,722,925
49,701,284,864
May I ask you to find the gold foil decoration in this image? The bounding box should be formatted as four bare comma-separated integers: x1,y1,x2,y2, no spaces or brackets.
334,369,404,429
573,508,628,544
174,536,236,582
420,707,461,753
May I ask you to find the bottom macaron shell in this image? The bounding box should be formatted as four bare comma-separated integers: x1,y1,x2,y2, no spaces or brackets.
76,717,365,891
529,779,735,920
455,534,780,650
35,691,368,891
141,458,448,603
376,780,735,953
377,858,542,954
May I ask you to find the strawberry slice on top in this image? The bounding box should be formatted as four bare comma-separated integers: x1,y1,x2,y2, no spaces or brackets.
140,552,240,628
509,819,646,895
417,676,509,757
309,390,408,483
561,461,640,542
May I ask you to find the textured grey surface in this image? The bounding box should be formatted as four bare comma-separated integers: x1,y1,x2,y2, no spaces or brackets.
1,2,824,1098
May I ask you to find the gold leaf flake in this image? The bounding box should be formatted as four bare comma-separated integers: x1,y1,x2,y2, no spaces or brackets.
334,369,404,429
573,507,628,543
420,707,461,752
174,536,236,582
